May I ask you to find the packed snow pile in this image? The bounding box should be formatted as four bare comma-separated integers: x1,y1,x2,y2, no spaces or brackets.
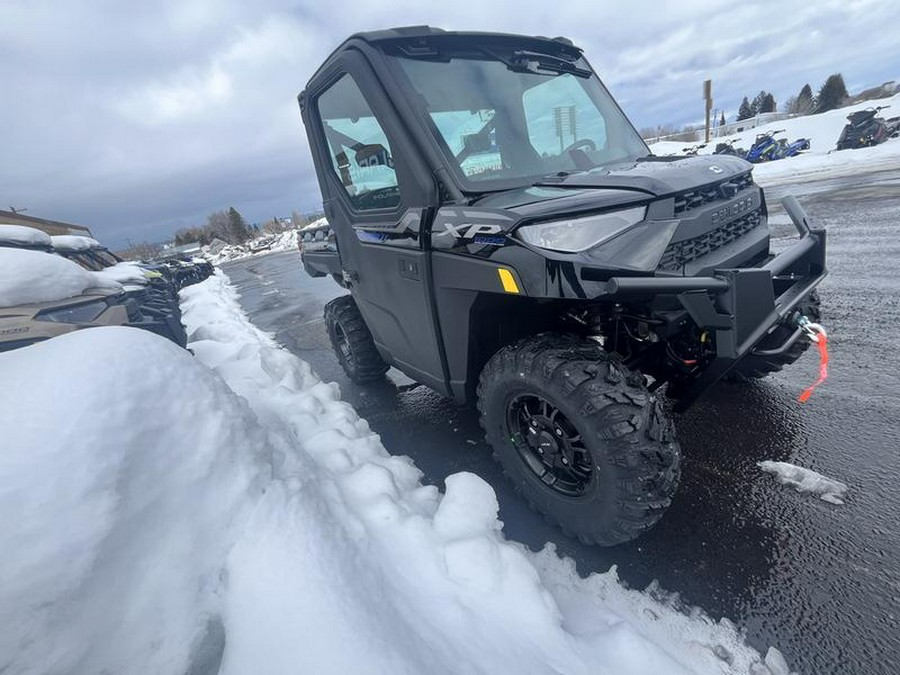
204,229,301,265
650,92,900,185
0,271,789,674
758,461,849,505
0,224,52,248
0,328,265,673
0,248,121,307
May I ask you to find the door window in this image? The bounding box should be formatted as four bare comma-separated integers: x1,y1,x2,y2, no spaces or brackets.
317,74,401,210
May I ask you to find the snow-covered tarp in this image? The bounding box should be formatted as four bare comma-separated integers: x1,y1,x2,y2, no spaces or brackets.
0,272,792,674
0,224,52,249
650,93,900,186
50,234,104,252
758,461,849,505
0,248,121,307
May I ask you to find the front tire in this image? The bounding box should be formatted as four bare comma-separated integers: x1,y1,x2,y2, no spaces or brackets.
477,334,681,546
324,295,388,383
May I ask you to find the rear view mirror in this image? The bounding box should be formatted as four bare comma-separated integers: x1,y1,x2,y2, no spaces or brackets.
462,132,492,154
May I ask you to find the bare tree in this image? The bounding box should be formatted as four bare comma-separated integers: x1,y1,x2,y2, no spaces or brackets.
116,241,163,261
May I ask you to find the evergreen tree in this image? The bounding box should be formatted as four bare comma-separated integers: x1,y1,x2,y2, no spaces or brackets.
737,97,753,121
796,83,815,114
816,74,848,113
719,111,726,127
750,91,765,116
227,207,252,243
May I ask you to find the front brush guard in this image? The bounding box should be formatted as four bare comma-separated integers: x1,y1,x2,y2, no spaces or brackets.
604,196,827,411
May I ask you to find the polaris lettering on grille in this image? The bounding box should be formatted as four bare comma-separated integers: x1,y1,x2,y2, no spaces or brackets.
710,197,753,225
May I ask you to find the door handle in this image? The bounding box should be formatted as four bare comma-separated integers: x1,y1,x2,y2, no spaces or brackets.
398,258,419,281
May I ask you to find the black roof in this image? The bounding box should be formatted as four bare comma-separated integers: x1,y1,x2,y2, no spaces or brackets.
348,25,576,48
303,26,581,92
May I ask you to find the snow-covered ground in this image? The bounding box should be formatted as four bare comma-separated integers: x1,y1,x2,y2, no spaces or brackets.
650,93,900,186
758,461,849,505
0,271,794,674
204,228,304,265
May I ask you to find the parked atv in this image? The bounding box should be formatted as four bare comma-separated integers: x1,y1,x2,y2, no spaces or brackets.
296,27,827,546
0,226,187,348
0,246,133,353
50,235,188,347
835,106,893,150
0,288,131,353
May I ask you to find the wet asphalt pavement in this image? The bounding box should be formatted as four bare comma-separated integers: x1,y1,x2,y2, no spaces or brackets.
222,170,900,675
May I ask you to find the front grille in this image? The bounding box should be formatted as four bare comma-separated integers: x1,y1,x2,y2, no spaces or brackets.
673,172,753,215
658,208,762,271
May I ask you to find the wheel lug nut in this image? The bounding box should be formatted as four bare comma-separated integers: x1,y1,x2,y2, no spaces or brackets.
555,428,562,436
561,457,568,465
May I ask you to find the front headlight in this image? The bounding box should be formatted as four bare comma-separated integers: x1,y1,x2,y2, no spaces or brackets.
516,206,647,253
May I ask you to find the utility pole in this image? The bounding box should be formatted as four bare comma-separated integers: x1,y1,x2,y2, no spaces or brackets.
554,106,577,153
703,79,713,143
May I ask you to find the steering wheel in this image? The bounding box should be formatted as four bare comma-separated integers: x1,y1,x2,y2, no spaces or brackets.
563,138,597,154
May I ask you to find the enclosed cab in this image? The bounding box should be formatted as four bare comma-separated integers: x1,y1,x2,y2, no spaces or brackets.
297,27,826,545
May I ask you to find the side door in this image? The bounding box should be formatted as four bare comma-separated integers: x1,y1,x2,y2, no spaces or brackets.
305,52,448,393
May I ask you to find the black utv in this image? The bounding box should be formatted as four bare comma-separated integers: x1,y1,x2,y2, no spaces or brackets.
296,27,827,545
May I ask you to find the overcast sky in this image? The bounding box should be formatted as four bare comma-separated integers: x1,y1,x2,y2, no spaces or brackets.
2,0,898,247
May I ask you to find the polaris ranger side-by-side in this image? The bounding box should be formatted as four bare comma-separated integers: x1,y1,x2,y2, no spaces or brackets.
296,27,827,545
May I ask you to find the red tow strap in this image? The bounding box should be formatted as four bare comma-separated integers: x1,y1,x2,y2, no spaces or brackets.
799,334,829,403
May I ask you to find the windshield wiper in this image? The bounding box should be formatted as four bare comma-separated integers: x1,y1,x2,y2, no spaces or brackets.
477,47,591,78
509,50,591,78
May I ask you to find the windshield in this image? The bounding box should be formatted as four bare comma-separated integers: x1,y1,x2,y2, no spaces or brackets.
387,48,648,189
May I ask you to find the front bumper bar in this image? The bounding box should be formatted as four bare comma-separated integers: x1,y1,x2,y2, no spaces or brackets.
605,196,827,410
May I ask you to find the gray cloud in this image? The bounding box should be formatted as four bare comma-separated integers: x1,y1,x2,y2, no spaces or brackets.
2,0,897,247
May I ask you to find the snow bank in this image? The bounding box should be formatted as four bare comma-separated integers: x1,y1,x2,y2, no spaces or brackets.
0,272,786,674
758,461,849,505
650,93,900,185
50,234,104,252
0,224,52,248
0,248,121,307
180,272,779,674
0,328,267,674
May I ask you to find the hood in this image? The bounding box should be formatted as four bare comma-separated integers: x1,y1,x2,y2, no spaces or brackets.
472,185,647,218
532,155,751,197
